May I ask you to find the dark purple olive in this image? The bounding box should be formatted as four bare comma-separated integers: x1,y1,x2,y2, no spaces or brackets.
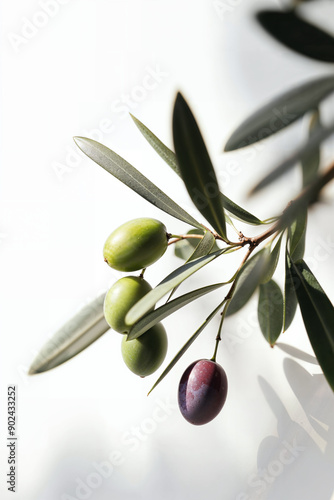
178,359,228,425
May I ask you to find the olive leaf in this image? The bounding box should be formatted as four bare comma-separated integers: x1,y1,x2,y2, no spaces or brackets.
226,248,271,316
130,113,180,175
224,75,334,151
260,234,283,284
283,247,298,332
256,10,334,63
290,259,334,391
302,110,321,188
148,299,225,395
173,93,227,238
222,202,262,226
131,113,264,225
249,121,334,195
168,230,216,303
73,137,202,230
258,279,283,346
181,230,216,262
174,238,198,261
288,210,307,261
125,247,228,325
174,229,219,261
29,293,109,374
128,281,227,340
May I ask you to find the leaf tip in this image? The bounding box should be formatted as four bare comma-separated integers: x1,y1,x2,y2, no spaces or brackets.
73,136,87,149
223,140,232,153
175,91,186,108
28,362,46,375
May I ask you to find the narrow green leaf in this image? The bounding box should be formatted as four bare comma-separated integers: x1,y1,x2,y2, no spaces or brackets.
126,248,226,326
288,210,307,261
73,137,202,229
169,230,216,302
172,93,227,238
258,279,283,346
225,213,238,231
225,75,334,151
128,282,226,340
257,10,334,63
186,230,216,261
174,229,219,261
174,239,196,261
148,300,224,395
260,234,283,284
131,114,263,225
250,121,334,195
29,293,110,374
130,113,180,175
222,195,263,226
302,110,321,188
290,259,334,391
226,248,270,317
283,247,298,332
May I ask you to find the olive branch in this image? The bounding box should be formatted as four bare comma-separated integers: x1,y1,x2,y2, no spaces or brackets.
29,3,334,424
29,85,334,396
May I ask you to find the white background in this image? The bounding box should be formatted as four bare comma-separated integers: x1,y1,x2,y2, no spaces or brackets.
1,1,334,499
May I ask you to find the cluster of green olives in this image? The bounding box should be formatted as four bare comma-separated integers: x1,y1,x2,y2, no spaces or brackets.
103,218,169,377
102,217,228,424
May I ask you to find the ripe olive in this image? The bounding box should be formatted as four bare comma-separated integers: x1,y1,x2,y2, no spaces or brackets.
121,323,168,377
178,359,228,425
103,218,168,272
104,276,152,333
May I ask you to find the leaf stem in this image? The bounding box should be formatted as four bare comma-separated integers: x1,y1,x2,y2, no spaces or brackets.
168,233,204,245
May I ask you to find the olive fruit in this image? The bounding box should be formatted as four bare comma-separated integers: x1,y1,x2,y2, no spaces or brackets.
104,276,152,333
178,359,228,425
103,218,168,272
121,323,168,377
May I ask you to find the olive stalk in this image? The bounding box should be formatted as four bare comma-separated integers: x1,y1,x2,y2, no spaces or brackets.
167,233,205,245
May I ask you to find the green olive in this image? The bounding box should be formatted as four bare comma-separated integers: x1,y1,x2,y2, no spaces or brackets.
121,323,168,377
104,276,152,333
103,218,168,272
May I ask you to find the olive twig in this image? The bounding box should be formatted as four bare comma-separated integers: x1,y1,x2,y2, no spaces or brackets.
211,304,227,362
167,234,204,246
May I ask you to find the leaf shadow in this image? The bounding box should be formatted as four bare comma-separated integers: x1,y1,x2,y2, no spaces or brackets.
239,363,334,499
276,343,318,365
256,10,334,63
283,358,334,450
